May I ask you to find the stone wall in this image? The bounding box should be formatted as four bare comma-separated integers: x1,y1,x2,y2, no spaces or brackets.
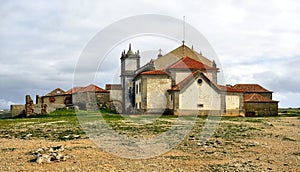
34,103,66,114
244,102,278,116
10,105,25,118
42,95,66,104
73,92,110,110
109,89,122,102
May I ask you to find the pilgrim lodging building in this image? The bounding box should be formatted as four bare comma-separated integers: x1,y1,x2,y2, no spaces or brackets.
108,43,279,116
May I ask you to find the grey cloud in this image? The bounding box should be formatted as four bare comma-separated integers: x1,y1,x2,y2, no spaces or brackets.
253,59,300,93
1,0,300,108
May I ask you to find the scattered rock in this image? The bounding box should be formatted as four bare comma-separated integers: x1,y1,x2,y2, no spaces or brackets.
247,141,259,147
26,134,32,137
263,121,274,126
31,145,74,164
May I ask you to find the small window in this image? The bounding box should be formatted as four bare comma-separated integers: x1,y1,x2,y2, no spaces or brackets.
49,97,56,103
139,102,141,109
197,79,203,84
198,104,204,107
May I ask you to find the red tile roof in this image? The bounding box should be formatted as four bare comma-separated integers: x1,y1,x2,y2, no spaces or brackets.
217,85,243,92
232,84,272,93
170,70,222,92
140,70,167,75
78,84,108,93
244,93,278,103
65,84,108,94
64,87,84,94
168,56,217,71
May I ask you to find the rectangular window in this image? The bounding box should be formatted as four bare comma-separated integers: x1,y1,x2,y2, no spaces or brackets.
198,104,204,108
139,102,141,109
136,84,138,94
139,83,141,94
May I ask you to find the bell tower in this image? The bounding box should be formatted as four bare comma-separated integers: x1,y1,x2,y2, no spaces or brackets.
120,44,140,113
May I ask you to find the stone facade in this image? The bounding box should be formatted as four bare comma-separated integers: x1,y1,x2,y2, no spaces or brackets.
244,102,278,116
229,84,279,116
25,95,34,117
10,84,111,118
10,105,25,118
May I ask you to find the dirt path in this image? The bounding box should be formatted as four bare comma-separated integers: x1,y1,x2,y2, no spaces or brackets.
0,117,299,171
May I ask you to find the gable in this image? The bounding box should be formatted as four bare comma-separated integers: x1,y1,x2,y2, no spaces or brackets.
178,72,222,110
167,56,217,71
78,84,108,93
153,44,214,70
169,70,222,93
45,88,65,96
244,93,278,103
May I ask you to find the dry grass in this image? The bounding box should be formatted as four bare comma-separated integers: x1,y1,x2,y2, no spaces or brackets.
0,109,299,171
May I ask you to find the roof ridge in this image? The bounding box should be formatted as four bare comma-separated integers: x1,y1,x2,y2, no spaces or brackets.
232,84,272,93
167,56,218,70
140,70,167,75
244,93,277,102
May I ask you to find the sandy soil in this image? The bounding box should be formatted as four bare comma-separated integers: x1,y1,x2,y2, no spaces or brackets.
0,117,299,171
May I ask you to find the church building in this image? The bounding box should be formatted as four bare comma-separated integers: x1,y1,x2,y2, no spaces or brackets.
107,43,278,116
16,43,278,118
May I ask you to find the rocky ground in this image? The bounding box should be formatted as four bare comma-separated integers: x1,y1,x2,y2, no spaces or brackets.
0,115,299,171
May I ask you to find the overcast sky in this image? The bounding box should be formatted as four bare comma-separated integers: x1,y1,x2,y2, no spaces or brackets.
0,0,299,109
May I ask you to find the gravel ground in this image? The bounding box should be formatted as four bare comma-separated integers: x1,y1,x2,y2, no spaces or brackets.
0,117,299,171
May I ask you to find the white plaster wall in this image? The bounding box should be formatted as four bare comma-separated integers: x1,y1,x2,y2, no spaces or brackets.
226,95,240,110
179,82,198,110
198,81,221,110
179,77,221,110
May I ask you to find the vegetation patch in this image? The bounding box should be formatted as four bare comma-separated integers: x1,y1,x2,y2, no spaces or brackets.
213,123,259,141
278,108,300,117
0,109,84,141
